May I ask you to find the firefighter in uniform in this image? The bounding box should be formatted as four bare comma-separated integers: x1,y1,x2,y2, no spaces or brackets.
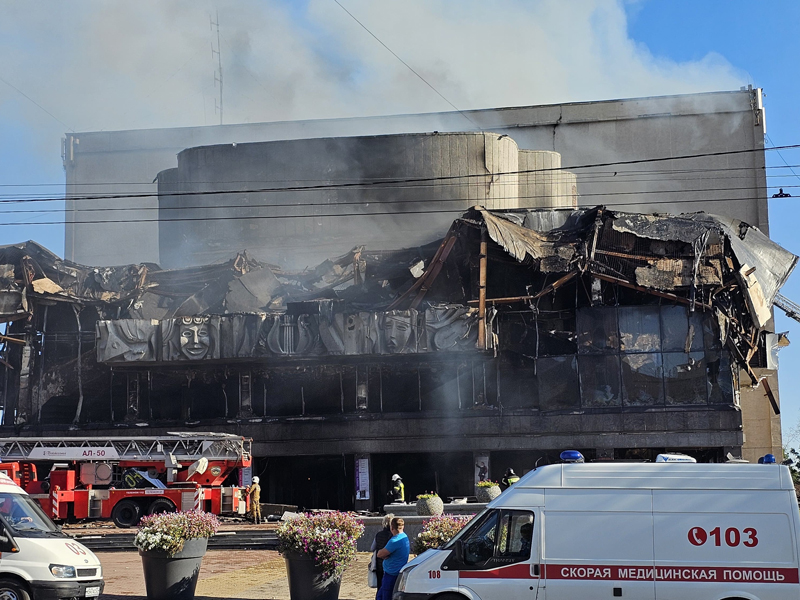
502,468,520,489
390,474,405,503
247,476,261,524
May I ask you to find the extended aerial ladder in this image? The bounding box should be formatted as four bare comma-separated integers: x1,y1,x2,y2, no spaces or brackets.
775,293,800,324
0,432,250,465
0,432,253,527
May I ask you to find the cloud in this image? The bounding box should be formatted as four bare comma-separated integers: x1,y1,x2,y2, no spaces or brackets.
0,0,745,140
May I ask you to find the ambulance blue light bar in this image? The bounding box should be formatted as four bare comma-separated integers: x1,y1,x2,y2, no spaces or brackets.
760,454,776,464
560,450,585,463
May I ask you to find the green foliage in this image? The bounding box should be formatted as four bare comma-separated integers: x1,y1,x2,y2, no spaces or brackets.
412,514,474,555
416,492,439,500
134,510,219,557
784,448,800,485
277,512,364,580
476,480,499,488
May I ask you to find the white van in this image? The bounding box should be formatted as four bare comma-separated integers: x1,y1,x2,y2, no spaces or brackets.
0,472,104,599
395,454,800,600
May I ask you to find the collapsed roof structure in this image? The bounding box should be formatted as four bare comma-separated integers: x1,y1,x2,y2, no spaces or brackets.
0,205,795,509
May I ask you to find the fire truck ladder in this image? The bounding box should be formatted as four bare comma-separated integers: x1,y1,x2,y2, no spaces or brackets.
775,293,800,324
0,432,251,463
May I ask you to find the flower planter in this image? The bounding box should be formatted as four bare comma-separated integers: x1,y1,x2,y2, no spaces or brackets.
140,537,208,600
416,496,444,516
475,484,501,503
284,552,342,600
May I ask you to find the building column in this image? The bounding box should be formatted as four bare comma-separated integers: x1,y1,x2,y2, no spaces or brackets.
595,447,614,460
354,454,371,512
473,451,490,488
125,372,140,420
238,371,254,418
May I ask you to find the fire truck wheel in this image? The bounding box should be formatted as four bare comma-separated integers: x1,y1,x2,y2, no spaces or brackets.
0,578,30,600
111,499,142,528
148,499,177,515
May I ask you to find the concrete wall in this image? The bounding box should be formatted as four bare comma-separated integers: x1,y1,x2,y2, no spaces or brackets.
740,368,783,462
42,409,743,458
63,89,767,267
157,132,519,269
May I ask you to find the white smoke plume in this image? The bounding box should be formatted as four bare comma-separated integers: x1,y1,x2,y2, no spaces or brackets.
0,0,745,250
1,0,744,134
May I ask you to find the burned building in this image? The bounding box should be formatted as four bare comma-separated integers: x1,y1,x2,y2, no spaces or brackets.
0,205,794,510
155,133,576,270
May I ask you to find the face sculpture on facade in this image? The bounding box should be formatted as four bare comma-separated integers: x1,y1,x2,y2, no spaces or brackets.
179,317,211,360
379,311,415,354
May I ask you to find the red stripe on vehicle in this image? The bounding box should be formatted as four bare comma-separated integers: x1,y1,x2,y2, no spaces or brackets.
544,564,799,584
460,563,538,579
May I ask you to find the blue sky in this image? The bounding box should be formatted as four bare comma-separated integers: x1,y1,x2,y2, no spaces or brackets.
627,0,800,442
1,0,799,438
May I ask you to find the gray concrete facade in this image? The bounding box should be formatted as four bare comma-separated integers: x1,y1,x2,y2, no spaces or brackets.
64,89,767,266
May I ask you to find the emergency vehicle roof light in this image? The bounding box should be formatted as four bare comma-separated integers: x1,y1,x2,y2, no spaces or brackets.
762,453,776,464
560,450,584,463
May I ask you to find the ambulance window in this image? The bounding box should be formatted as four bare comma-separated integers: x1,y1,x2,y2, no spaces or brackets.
462,510,500,565
0,493,58,536
497,511,534,559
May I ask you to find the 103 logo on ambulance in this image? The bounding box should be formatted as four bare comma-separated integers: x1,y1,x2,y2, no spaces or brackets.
688,526,758,547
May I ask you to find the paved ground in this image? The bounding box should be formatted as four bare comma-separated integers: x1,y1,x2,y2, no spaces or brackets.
98,550,376,600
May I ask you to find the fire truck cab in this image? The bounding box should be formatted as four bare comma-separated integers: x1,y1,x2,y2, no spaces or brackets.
0,433,252,528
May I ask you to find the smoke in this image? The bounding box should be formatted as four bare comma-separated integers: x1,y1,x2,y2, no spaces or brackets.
0,0,745,253
0,0,744,136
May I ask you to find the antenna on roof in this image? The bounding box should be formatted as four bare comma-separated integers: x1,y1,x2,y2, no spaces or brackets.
210,12,223,125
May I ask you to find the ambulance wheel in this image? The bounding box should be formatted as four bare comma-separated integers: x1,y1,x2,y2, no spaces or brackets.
433,594,467,600
111,499,142,528
0,578,30,600
148,498,177,515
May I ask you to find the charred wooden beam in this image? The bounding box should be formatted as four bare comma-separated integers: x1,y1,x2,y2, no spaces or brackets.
467,271,577,306
478,228,488,349
589,271,712,310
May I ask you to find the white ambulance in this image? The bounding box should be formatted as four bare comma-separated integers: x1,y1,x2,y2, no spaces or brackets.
394,452,800,600
0,472,104,599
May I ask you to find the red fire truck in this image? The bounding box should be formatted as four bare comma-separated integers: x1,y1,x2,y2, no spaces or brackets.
0,432,252,528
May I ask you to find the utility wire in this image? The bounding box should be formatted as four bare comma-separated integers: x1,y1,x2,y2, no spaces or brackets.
1,170,796,201
0,194,786,227
766,133,800,185
0,182,797,216
4,160,800,190
333,0,478,129
1,142,797,206
0,74,74,132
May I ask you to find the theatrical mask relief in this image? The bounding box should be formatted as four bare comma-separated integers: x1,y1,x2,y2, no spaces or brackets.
95,305,478,363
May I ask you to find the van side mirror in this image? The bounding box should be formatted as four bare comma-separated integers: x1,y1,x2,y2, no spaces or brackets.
441,538,465,571
0,532,18,553
452,539,464,562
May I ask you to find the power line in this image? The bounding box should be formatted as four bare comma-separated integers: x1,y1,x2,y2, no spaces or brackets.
333,0,478,129
0,75,74,133
766,133,800,185
0,194,785,227
0,142,795,206
0,181,797,216
5,159,800,191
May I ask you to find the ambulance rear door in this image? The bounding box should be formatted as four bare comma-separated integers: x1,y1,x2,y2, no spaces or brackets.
652,489,800,600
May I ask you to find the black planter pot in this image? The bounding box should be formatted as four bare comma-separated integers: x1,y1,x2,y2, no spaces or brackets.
284,552,342,600
140,537,208,600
